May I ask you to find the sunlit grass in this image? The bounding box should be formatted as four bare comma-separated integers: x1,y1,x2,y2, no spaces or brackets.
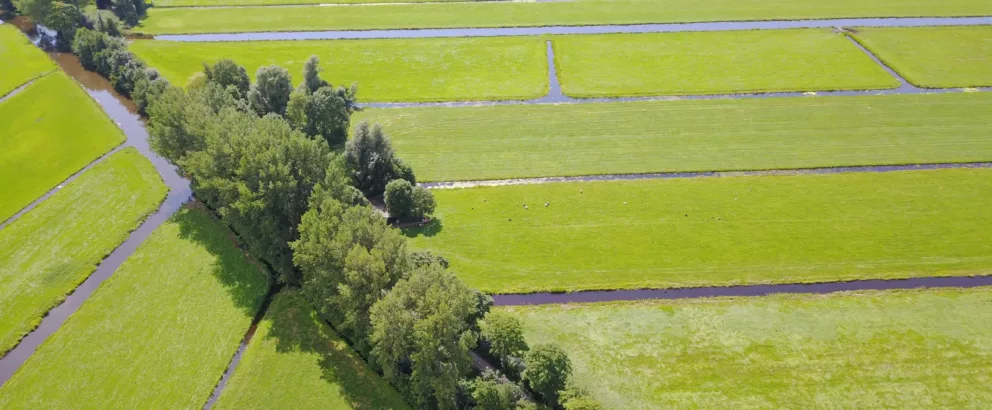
0,24,54,96
853,26,992,88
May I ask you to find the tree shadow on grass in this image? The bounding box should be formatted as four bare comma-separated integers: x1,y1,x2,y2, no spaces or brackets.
263,291,409,409
174,205,271,318
401,218,443,239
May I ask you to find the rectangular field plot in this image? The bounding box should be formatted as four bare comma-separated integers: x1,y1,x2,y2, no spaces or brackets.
0,207,269,408
358,92,992,181
0,24,54,96
505,288,992,409
138,0,992,34
0,149,166,355
553,30,898,97
0,72,127,222
407,169,992,293
214,291,409,410
129,37,547,102
853,26,992,88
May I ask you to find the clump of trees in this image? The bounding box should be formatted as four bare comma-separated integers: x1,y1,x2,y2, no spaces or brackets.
72,31,590,409
11,0,141,51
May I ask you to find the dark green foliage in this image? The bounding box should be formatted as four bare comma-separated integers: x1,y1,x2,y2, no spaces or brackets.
410,250,449,269
523,344,572,407
292,186,409,352
370,262,479,409
106,48,146,95
300,55,330,94
110,0,143,26
131,68,171,115
391,157,416,185
1,0,15,14
72,28,109,71
204,59,250,99
385,179,436,221
46,1,83,50
13,0,53,24
247,65,293,116
183,112,331,283
470,370,528,410
559,386,603,410
346,122,404,196
306,86,354,146
480,311,528,368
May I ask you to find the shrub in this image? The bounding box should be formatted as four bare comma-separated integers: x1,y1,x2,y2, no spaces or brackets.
204,59,250,99
385,179,435,221
480,311,529,367
247,65,293,116
523,344,572,407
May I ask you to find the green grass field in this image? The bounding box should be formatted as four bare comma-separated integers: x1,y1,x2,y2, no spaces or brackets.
129,37,546,102
0,71,127,222
214,290,409,409
505,288,992,408
138,0,992,34
358,92,992,181
0,207,270,408
0,149,166,355
407,169,992,293
554,30,898,97
853,26,992,88
0,24,55,96
156,0,461,7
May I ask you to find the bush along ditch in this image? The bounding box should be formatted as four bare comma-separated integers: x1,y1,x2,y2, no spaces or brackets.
70,28,596,410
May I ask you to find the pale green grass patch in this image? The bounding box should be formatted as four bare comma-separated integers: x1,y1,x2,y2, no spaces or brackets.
853,26,992,88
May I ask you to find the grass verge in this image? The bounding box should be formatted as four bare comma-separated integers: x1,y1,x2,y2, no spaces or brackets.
0,24,55,96
0,71,127,222
505,288,992,408
852,26,992,88
0,148,167,355
0,206,269,408
214,290,409,409
137,0,992,34
553,30,898,97
358,92,992,181
129,37,547,102
406,169,992,293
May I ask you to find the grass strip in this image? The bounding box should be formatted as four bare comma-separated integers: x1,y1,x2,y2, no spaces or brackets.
358,92,992,181
0,206,269,408
0,149,167,355
0,71,127,222
852,26,992,88
0,24,55,96
407,169,992,293
553,30,899,97
214,290,409,409
138,0,992,34
129,37,547,102
505,288,992,408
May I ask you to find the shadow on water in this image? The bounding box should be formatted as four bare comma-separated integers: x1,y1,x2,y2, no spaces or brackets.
401,218,443,238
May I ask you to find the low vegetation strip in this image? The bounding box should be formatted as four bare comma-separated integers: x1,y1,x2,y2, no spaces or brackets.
214,290,409,409
129,37,547,102
505,288,992,408
406,169,992,293
852,26,992,88
0,207,269,408
553,30,898,97
0,71,127,222
0,24,55,96
358,92,992,181
137,0,992,34
0,149,166,355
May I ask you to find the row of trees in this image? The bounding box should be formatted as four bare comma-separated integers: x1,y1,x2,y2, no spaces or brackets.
70,28,593,410
9,0,143,50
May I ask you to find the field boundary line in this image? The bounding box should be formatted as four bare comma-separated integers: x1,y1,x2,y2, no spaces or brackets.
420,162,992,188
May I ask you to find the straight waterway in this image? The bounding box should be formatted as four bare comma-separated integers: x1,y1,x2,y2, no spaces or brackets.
153,16,992,41
0,53,193,385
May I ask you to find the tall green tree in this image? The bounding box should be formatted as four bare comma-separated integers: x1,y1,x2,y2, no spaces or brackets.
300,55,330,94
248,65,293,116
480,311,528,366
204,59,251,99
346,122,407,196
523,344,573,407
370,262,479,409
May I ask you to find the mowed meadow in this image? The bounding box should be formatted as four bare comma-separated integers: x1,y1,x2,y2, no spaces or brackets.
407,169,992,293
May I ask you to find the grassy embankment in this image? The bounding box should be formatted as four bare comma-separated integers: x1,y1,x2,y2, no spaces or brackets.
0,149,167,355
853,26,992,88
0,72,127,222
214,290,409,409
137,0,992,34
506,288,992,408
0,24,54,96
357,92,992,181
129,37,547,102
0,207,269,408
407,169,992,293
553,30,899,97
